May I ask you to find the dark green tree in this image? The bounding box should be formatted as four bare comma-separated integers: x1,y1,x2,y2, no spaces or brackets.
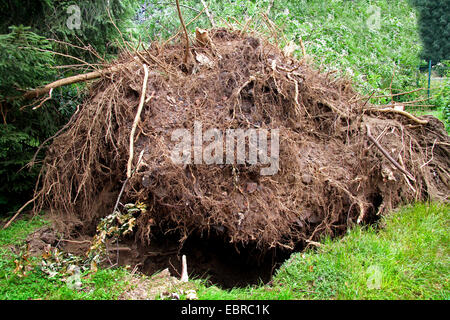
411,0,450,64
0,0,140,62
0,1,142,214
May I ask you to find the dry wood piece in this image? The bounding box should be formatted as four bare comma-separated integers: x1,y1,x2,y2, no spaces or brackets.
305,239,321,247
180,255,188,282
367,107,428,125
23,65,123,99
60,239,91,244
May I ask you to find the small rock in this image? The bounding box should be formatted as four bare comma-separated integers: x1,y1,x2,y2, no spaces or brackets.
301,173,313,184
142,175,151,187
40,231,56,244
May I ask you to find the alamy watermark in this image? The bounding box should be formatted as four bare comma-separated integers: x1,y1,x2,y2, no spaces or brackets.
65,2,112,31
366,5,381,31
170,122,280,176
366,265,382,290
66,5,81,30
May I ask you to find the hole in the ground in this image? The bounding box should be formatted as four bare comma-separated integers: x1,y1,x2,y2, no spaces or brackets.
115,230,292,289
366,192,384,225
67,198,387,289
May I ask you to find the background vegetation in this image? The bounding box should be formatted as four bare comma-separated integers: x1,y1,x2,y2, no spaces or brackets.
410,0,449,65
0,0,140,213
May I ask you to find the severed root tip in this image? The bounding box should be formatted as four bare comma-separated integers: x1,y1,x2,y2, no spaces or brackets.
180,255,188,282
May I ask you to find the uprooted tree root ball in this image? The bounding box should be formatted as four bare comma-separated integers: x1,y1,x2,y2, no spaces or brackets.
34,28,449,251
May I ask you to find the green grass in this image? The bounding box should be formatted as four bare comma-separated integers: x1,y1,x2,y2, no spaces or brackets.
0,214,48,246
1,203,448,300
0,214,131,300
411,108,445,123
194,203,450,300
409,106,449,132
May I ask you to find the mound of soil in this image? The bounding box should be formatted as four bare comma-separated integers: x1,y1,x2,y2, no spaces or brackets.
35,28,449,252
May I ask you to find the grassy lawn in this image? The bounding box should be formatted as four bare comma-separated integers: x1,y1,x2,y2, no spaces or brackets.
0,214,130,300
194,203,449,300
0,203,448,300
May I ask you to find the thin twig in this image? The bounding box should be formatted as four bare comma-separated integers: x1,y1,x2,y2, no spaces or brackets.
176,0,191,64
398,155,417,195
28,105,80,168
164,6,207,46
361,91,376,108
19,47,95,70
32,88,53,110
420,138,437,169
112,149,146,216
200,0,215,27
106,8,132,56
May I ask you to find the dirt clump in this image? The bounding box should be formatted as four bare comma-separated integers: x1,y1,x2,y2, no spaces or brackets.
34,28,449,252
26,227,58,256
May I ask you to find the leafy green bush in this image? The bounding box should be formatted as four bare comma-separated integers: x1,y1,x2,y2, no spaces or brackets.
138,0,422,96
430,61,450,130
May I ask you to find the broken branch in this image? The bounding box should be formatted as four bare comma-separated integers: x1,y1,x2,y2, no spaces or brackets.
23,65,123,99
3,195,38,229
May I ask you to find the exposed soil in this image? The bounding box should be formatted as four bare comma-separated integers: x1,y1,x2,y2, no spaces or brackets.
31,28,449,284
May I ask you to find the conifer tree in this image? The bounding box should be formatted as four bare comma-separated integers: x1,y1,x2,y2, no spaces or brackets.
411,0,450,63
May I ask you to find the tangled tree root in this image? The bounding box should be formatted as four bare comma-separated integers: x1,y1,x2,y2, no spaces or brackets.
34,28,449,251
